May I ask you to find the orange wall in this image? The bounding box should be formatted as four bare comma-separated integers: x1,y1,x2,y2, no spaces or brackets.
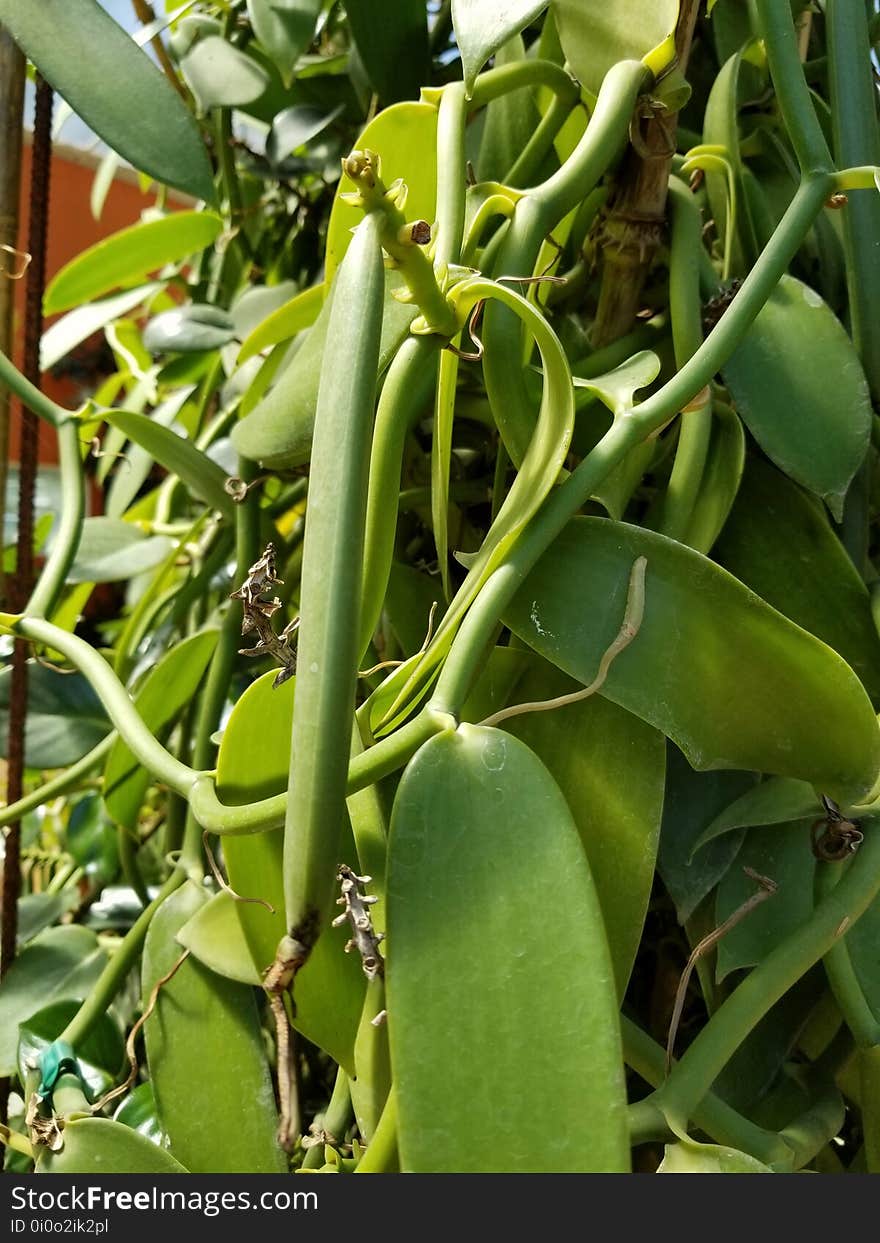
10,143,185,466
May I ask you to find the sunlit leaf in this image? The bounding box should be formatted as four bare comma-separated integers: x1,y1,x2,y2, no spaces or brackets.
452,0,549,96
721,276,872,518
44,214,224,315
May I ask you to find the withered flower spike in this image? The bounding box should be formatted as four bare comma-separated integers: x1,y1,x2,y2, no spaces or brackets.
334,864,385,981
231,542,298,687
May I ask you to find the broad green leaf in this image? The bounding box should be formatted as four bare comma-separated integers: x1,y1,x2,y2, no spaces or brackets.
0,927,106,1077
503,660,665,995
714,458,880,701
41,285,161,372
180,36,269,110
346,0,429,103
16,894,77,946
216,671,366,1072
66,518,174,584
44,213,224,315
232,270,415,468
143,304,236,355
658,745,755,924
695,777,820,853
236,283,323,362
658,1137,772,1173
104,387,196,519
19,1001,124,1101
0,662,110,769
247,0,322,85
230,281,299,341
388,724,629,1172
103,629,219,830
177,891,261,986
113,1082,166,1148
325,102,437,280
100,411,235,519
0,0,214,203
66,793,119,882
267,103,345,165
721,276,872,518
37,1118,187,1173
714,823,815,981
552,0,678,96
452,0,549,96
142,882,287,1173
504,518,880,804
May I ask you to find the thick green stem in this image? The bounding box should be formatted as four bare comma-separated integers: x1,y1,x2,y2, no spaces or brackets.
10,616,202,798
432,174,831,713
0,346,65,428
754,0,833,175
27,419,85,619
622,1015,792,1164
359,335,440,658
482,60,648,464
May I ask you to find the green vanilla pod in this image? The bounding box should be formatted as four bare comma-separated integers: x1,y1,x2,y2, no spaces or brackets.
281,210,385,972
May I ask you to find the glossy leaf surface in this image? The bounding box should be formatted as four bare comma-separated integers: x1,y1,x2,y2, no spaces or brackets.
552,0,678,95
504,518,880,803
0,662,109,768
45,214,224,315
714,458,880,701
142,883,286,1173
100,412,234,519
452,0,549,95
388,724,629,1172
38,1118,187,1174
504,660,665,994
325,102,437,279
721,276,872,518
143,304,236,355
0,0,214,202
0,927,106,1077
66,518,174,584
247,0,322,85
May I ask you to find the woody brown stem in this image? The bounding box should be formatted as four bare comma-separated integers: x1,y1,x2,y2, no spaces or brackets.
591,1,701,347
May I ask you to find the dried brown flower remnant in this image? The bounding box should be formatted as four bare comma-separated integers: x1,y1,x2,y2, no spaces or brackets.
230,542,298,688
